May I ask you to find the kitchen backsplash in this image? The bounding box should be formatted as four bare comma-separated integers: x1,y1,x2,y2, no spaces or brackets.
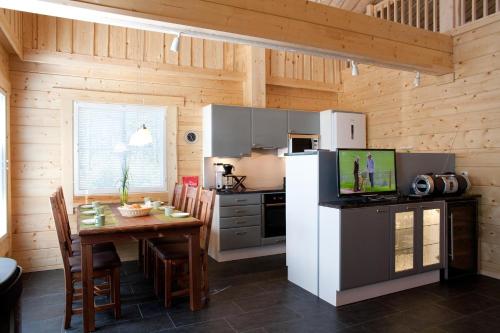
203,150,285,189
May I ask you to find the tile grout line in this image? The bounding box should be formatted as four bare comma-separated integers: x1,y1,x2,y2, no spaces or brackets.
223,317,238,333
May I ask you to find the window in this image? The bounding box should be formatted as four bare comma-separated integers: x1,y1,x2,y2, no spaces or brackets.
0,91,7,238
74,102,167,195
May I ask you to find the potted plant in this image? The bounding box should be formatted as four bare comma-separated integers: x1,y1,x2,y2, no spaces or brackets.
119,164,130,206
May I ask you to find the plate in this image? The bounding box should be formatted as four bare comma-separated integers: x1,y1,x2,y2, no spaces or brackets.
80,210,95,215
81,204,93,209
81,218,95,225
158,205,175,211
170,212,190,218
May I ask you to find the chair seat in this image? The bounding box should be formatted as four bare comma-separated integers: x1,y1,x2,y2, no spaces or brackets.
155,243,205,261
71,242,116,254
69,251,121,273
147,236,186,248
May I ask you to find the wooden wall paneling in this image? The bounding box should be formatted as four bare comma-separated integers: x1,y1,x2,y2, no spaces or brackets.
108,25,126,59
37,15,56,52
285,51,294,79
178,35,192,67
203,40,223,70
144,30,164,63
94,23,109,57
303,54,312,80
0,9,23,58
223,42,234,72
311,56,325,82
191,37,204,68
56,18,73,53
72,20,94,56
22,13,34,50
126,28,144,61
293,53,303,80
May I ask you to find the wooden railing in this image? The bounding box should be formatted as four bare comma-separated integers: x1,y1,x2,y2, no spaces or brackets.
454,0,500,26
366,0,500,32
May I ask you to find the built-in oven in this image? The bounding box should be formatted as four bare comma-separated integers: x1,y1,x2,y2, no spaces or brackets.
261,192,286,245
288,134,319,153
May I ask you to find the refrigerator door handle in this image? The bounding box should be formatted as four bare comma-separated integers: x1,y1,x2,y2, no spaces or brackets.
450,212,454,262
350,123,354,140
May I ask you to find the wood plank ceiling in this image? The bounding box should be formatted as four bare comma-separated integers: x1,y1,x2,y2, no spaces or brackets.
309,0,374,13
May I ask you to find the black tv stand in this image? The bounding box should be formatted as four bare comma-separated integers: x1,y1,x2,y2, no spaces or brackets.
363,194,399,202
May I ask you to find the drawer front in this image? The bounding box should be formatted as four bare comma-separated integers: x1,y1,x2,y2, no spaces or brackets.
219,194,261,206
220,204,261,218
220,226,261,250
220,215,261,229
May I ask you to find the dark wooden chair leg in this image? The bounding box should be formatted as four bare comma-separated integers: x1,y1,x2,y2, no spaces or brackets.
203,255,209,301
64,276,73,329
164,260,172,308
112,268,121,319
138,239,144,268
154,254,161,296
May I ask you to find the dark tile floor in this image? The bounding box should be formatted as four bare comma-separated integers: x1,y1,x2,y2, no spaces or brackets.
20,254,500,333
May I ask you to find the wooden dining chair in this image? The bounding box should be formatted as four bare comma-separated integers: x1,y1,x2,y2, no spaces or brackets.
153,189,216,307
142,183,187,276
55,187,115,256
172,183,187,210
182,186,201,217
50,191,122,329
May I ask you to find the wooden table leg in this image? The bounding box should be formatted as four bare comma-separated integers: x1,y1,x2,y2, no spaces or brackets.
81,242,95,332
188,228,202,311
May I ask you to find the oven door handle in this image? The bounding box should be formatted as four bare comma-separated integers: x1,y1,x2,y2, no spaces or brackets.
264,203,286,207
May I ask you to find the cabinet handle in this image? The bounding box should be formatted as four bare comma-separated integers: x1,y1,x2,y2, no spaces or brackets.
376,209,387,213
450,212,454,262
235,232,247,236
236,199,248,202
406,206,410,210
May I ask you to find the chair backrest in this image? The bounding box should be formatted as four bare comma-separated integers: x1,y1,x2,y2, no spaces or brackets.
183,186,201,216
49,192,72,274
56,187,74,248
195,189,216,251
172,183,186,211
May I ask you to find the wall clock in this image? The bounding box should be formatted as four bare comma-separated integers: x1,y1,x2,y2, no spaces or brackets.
184,130,198,144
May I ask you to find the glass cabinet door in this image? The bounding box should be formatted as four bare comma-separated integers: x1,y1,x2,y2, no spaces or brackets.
394,210,416,274
422,206,442,268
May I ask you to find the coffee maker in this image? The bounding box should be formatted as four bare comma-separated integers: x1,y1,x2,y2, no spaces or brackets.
214,163,225,190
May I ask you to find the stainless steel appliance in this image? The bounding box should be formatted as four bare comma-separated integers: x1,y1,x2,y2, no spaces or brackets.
214,163,225,190
288,134,319,153
261,192,286,245
411,173,471,196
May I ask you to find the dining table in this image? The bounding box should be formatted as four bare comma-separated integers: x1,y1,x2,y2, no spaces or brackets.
77,204,203,333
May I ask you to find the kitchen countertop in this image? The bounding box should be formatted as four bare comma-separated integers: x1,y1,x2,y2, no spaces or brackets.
216,187,285,195
320,194,480,209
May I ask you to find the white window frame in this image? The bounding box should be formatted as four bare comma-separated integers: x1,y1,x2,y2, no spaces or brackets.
0,89,7,239
73,101,168,196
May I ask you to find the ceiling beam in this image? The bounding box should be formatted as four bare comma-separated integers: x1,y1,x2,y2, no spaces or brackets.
0,0,454,74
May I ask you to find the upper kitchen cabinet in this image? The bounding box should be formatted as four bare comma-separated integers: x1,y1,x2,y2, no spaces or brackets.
288,111,320,134
252,108,288,149
203,105,252,157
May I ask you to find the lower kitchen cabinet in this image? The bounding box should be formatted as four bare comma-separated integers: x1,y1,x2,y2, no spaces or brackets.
220,226,261,250
340,206,390,290
390,201,445,279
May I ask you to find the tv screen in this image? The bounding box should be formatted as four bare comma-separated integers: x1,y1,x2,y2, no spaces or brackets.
337,149,397,196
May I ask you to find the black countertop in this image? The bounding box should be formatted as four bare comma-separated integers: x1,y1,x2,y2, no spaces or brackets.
319,194,480,209
216,188,285,195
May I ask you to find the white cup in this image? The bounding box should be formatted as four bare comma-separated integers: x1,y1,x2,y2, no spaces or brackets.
165,207,174,216
152,201,162,209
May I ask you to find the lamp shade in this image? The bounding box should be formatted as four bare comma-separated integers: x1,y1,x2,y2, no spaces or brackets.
129,124,153,146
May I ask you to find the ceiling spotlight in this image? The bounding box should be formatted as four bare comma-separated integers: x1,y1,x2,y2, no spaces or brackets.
170,33,181,53
350,60,359,77
413,71,421,87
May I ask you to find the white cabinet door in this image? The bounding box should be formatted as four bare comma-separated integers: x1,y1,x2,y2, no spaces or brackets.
333,112,366,149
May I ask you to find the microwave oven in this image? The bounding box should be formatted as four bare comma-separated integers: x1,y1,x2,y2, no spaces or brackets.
288,134,319,153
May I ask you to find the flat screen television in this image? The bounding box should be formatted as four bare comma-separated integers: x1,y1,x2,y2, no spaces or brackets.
337,149,397,196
